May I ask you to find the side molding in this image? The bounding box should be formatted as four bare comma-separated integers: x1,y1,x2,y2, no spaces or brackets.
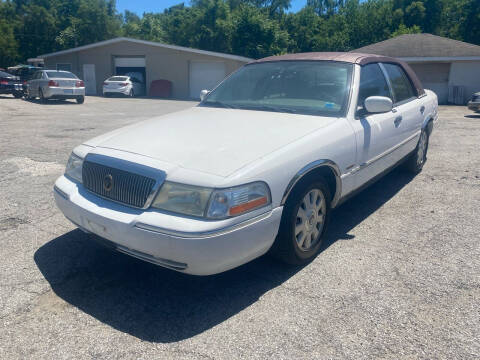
280,160,342,208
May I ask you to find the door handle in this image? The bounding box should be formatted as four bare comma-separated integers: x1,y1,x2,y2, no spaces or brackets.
394,116,403,127
420,106,425,114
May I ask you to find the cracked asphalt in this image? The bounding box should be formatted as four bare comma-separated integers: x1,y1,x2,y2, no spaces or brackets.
0,95,479,359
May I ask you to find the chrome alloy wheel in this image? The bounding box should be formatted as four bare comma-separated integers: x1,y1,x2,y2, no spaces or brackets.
295,189,326,251
417,131,428,166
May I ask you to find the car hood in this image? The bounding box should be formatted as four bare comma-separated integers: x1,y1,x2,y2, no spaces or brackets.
85,106,336,177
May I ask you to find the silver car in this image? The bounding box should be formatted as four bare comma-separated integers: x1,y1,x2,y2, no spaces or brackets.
26,70,85,104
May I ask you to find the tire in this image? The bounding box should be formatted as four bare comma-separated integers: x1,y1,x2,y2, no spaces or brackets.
39,88,47,103
129,89,134,97
13,92,22,98
271,177,331,265
103,93,110,97
404,128,429,174
76,96,85,104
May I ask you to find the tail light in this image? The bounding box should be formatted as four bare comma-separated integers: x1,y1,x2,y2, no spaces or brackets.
48,80,59,87
103,82,108,86
0,80,8,85
76,80,84,87
121,82,128,86
23,80,27,85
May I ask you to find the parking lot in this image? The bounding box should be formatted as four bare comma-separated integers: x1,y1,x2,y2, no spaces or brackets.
0,96,479,359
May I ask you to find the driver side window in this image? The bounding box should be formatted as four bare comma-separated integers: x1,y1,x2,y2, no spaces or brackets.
358,63,392,109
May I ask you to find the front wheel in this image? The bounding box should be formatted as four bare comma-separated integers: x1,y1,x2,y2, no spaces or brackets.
76,96,85,104
271,178,331,265
404,129,429,173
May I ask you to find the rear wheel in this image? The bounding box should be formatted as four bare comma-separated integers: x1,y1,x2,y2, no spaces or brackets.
271,178,331,265
76,96,85,104
129,89,134,97
404,129,429,173
13,92,22,98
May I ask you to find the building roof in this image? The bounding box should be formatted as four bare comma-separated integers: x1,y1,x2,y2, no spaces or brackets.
38,37,253,62
254,52,424,96
354,33,480,60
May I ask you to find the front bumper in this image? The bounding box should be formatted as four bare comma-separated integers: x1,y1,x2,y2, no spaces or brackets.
53,175,283,275
467,101,480,112
44,87,85,99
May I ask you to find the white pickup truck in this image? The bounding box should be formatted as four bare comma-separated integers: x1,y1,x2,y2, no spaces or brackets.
54,52,438,275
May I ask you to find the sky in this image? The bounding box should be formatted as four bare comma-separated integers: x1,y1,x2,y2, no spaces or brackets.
116,0,308,16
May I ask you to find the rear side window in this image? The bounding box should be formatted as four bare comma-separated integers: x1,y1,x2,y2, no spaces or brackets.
358,63,392,108
383,63,416,103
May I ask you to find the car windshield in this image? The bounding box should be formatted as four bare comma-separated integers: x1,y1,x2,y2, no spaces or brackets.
46,71,78,79
107,76,128,81
200,61,353,117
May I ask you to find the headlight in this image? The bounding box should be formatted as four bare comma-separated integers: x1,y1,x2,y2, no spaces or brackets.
151,181,271,219
151,182,212,217
206,182,271,219
65,153,83,183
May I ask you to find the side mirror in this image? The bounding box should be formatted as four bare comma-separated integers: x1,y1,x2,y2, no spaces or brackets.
364,96,393,113
200,89,209,101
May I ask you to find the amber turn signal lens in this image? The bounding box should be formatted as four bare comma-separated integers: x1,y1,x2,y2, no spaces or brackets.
229,196,268,216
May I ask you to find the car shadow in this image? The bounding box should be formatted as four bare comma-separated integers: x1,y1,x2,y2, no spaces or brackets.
34,168,414,342
465,114,480,119
24,98,79,105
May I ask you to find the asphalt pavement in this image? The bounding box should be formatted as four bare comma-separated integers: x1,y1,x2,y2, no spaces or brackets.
0,95,479,359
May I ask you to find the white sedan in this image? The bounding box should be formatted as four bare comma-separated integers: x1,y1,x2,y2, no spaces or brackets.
103,75,144,97
54,52,438,275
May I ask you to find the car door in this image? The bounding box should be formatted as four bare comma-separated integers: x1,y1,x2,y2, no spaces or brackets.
28,71,40,96
382,63,423,154
132,77,142,96
352,63,401,187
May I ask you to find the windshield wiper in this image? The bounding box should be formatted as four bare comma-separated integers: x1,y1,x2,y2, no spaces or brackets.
236,104,298,114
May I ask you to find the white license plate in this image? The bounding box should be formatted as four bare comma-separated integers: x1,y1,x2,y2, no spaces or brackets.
63,89,73,94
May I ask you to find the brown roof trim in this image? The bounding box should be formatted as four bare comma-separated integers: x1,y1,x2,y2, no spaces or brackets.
252,52,400,65
251,52,425,96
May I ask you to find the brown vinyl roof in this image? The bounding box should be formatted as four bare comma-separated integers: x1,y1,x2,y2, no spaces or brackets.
353,33,480,58
253,52,400,65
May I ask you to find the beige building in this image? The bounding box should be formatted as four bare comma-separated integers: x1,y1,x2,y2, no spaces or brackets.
38,37,252,99
355,34,480,104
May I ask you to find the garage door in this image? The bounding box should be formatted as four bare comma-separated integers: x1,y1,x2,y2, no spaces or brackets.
189,61,226,99
409,63,451,104
114,57,146,68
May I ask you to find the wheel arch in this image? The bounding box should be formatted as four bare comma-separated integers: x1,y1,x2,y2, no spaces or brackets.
422,116,434,135
280,160,342,208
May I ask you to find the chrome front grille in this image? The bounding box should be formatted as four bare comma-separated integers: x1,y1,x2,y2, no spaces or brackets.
82,154,166,209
